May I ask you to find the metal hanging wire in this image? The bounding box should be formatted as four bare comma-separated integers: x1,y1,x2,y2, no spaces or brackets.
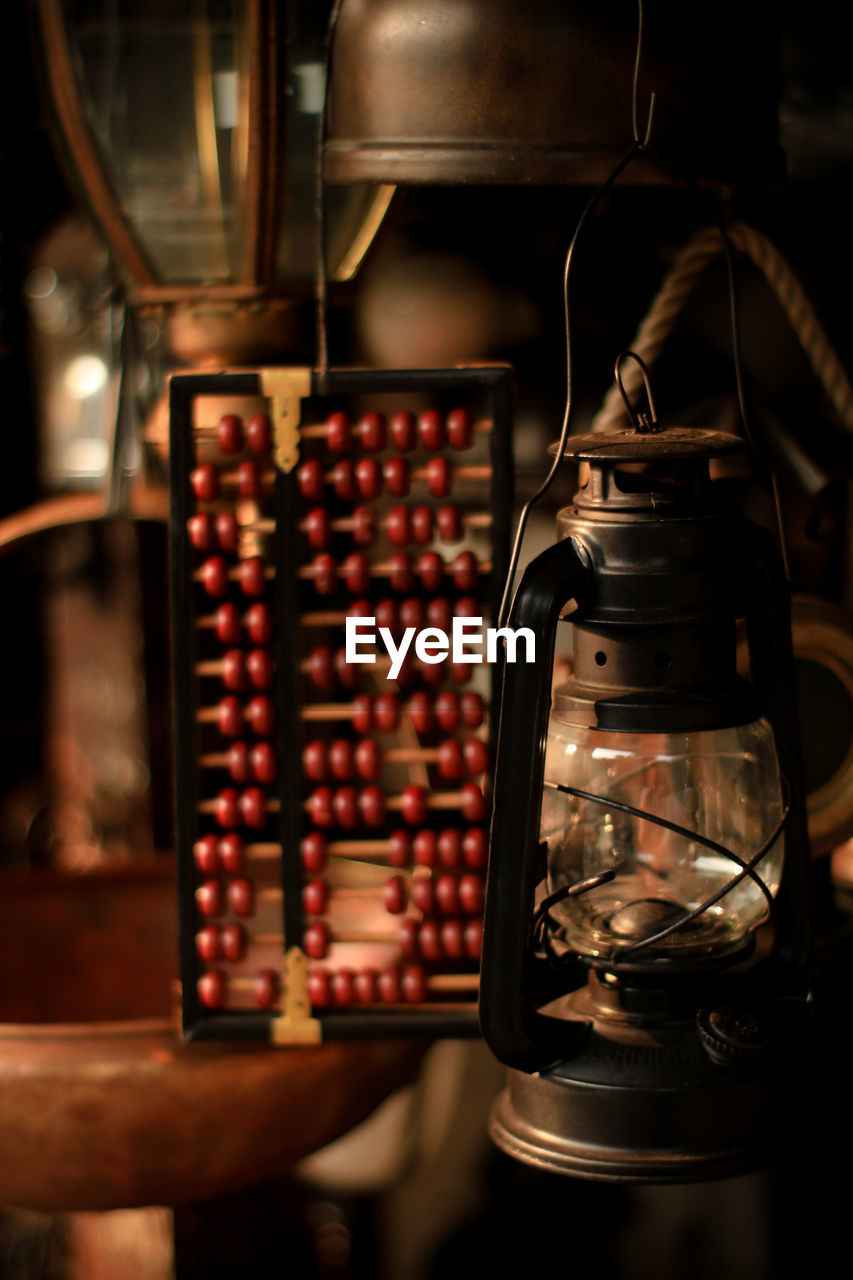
314,0,346,393
497,0,657,630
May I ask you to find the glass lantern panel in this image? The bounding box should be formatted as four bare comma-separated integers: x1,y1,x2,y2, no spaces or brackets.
541,711,785,962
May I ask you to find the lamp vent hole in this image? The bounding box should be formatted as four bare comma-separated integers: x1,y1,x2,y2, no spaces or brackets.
655,652,671,670
594,651,607,667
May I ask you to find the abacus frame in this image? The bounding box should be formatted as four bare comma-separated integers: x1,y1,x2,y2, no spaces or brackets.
170,364,513,1042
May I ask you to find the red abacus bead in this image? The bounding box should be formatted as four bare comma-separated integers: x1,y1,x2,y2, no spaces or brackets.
441,920,465,959
218,832,245,874
191,464,219,502
386,506,412,547
463,738,489,776
436,505,463,542
411,877,435,914
352,693,373,735
223,650,247,691
383,875,407,914
238,460,262,500
447,407,473,449
239,556,267,597
349,597,371,621
254,969,279,1008
359,411,386,452
374,692,400,731
308,969,332,1005
398,919,419,958
414,830,438,867
389,552,414,592
418,921,442,962
215,511,238,553
418,551,444,591
246,412,271,454
383,457,410,497
221,923,247,961
189,512,216,551
426,597,452,632
334,648,359,689
250,741,276,783
400,785,427,826
239,787,267,829
461,783,487,823
462,827,487,869
438,738,465,780
328,739,354,781
359,785,387,827
464,918,483,959
378,968,402,1003
218,696,243,737
312,552,338,595
451,662,474,685
355,458,382,499
305,508,332,550
308,647,335,690
399,597,425,630
327,411,352,453
310,786,334,827
354,739,381,781
228,741,250,782
388,830,412,868
303,878,329,916
247,649,273,689
299,459,325,502
390,410,417,452
461,692,485,728
197,879,225,917
201,556,228,597
408,691,434,734
454,596,479,621
421,660,445,687
305,925,330,962
216,602,242,645
196,926,221,962
247,695,275,736
459,873,485,916
332,969,355,1007
434,690,460,732
402,964,427,1003
194,834,220,875
332,459,357,500
427,456,451,498
355,969,378,1004
198,970,226,1009
301,832,328,873
435,874,459,915
452,551,479,591
216,789,240,828
342,552,370,594
246,602,273,645
228,877,255,917
375,598,398,631
333,786,359,828
217,413,243,453
438,828,463,868
408,508,432,546
419,409,446,452
352,506,377,546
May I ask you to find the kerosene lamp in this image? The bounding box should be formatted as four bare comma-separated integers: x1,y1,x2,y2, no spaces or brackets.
480,385,812,1182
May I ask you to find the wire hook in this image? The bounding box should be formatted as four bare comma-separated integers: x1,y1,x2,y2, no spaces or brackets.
615,350,660,433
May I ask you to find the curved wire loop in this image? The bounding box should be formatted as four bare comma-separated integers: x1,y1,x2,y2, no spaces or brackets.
614,349,660,433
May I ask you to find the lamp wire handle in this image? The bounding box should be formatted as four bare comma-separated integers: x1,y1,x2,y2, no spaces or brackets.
497,0,656,630
614,350,660,433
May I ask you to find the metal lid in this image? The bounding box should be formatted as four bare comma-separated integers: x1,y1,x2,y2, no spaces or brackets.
549,427,746,463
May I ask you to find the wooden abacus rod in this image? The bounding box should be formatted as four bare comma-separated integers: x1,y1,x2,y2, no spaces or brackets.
236,511,494,537
195,789,480,817
198,740,486,772
296,558,492,582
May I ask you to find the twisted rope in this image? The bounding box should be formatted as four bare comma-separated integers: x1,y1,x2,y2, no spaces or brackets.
592,222,853,435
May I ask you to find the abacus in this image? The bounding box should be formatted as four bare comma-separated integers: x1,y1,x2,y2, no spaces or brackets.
170,365,513,1041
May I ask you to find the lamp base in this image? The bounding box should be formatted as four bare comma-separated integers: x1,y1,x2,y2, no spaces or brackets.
489,1016,773,1183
